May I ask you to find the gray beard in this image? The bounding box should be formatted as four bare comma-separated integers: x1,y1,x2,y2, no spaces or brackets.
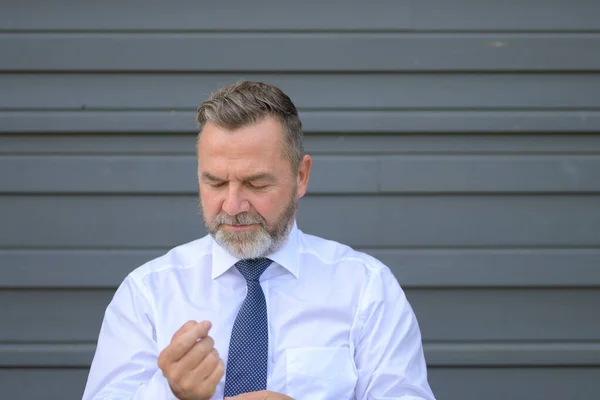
199,191,298,259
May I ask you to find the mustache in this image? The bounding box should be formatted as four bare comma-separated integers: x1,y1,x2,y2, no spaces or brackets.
214,212,266,226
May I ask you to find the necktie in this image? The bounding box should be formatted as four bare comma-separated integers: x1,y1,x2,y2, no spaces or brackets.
223,258,272,397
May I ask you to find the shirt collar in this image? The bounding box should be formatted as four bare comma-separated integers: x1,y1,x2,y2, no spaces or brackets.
211,221,300,280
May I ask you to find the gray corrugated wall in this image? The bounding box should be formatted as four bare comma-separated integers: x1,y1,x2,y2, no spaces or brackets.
1,1,600,399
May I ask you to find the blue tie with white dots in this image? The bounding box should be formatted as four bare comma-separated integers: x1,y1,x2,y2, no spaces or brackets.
223,258,272,397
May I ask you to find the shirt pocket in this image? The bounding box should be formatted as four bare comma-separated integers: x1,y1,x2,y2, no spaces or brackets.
285,346,358,400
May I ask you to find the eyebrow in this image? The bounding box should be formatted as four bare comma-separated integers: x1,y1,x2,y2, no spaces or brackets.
200,172,276,183
243,173,276,183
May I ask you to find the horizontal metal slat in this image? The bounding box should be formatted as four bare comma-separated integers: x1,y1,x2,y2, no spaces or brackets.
1,195,599,248
2,34,600,71
2,155,600,194
2,342,600,367
2,110,600,133
3,134,600,155
3,73,600,110
1,288,598,342
1,0,599,32
2,248,600,288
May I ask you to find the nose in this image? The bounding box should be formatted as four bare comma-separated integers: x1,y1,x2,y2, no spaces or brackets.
221,185,250,216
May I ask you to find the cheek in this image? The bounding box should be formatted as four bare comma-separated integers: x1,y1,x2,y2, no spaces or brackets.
199,189,221,216
251,193,286,221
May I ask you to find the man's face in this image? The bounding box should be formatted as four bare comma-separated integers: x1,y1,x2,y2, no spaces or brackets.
197,116,311,259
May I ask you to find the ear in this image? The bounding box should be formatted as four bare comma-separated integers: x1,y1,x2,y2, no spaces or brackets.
296,155,312,199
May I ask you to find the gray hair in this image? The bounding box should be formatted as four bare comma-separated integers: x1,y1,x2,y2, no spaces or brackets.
196,81,304,171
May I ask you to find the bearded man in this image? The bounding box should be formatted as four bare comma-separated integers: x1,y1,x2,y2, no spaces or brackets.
83,81,435,400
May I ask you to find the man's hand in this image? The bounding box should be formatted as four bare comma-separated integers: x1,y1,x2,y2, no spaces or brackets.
158,320,224,400
225,390,293,400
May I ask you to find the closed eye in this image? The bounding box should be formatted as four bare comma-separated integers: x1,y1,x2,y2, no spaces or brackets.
209,181,227,188
246,182,268,190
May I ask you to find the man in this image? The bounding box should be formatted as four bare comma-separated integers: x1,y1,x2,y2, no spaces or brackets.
82,81,435,400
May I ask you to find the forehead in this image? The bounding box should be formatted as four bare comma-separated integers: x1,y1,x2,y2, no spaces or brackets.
197,117,290,173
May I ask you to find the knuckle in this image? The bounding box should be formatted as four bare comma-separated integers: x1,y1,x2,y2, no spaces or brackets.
178,375,194,393
157,347,171,364
205,383,217,398
172,341,186,354
198,381,216,398
204,335,215,348
183,320,198,331
180,320,196,330
168,370,181,384
207,348,218,362
195,339,213,356
158,351,173,369
158,359,173,376
172,320,196,341
168,337,180,349
216,360,225,377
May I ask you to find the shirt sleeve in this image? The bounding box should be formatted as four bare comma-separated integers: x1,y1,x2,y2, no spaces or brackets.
353,263,436,400
82,275,177,400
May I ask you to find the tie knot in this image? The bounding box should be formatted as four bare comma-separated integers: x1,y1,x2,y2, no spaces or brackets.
235,258,272,282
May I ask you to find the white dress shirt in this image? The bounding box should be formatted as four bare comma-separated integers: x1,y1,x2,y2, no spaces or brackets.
82,222,435,400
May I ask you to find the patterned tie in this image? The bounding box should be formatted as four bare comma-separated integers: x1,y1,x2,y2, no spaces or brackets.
223,258,272,397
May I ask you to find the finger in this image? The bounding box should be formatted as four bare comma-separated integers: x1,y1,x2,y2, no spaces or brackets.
171,320,198,342
201,358,225,396
175,344,220,394
173,320,211,342
195,320,212,338
191,348,221,380
161,321,212,363
175,335,215,373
